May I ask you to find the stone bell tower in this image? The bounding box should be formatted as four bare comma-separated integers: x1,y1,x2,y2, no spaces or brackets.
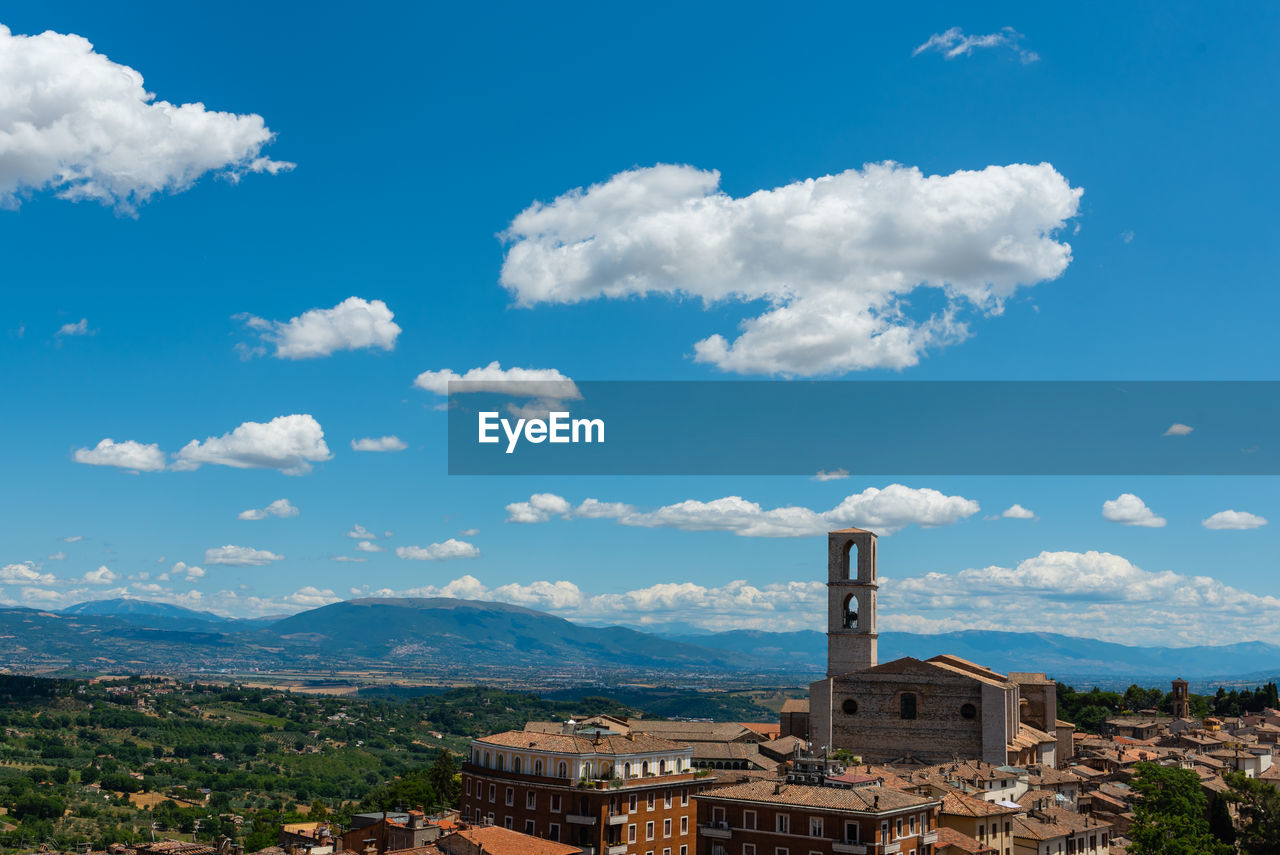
827,528,878,677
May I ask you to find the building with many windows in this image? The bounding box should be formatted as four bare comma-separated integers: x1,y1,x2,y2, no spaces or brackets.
461,728,714,855
695,779,940,855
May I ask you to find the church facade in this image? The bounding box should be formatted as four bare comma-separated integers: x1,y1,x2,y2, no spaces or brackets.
808,528,1061,766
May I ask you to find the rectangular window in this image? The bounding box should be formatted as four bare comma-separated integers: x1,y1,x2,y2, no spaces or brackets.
775,849,788,855
776,814,790,834
502,816,512,830
665,790,673,809
465,779,471,796
743,847,756,855
486,812,494,825
630,794,638,813
664,818,671,837
682,790,689,806
809,817,823,837
713,807,726,825
550,794,561,813
505,787,514,807
549,824,559,841
680,816,688,834
896,818,903,839
881,820,889,843
663,850,670,855
524,820,534,835
526,791,536,810
680,847,687,855
743,810,757,830
648,792,656,810
628,824,636,844
647,821,655,840
844,822,859,843
488,784,496,803
909,816,916,835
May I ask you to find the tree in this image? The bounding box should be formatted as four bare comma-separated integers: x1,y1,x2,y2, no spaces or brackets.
1226,771,1280,854
1129,762,1231,855
427,750,460,809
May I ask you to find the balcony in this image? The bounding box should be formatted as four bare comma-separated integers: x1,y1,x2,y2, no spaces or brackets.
606,846,627,855
832,843,868,854
566,814,597,825
699,821,732,839
920,832,938,845
605,813,628,826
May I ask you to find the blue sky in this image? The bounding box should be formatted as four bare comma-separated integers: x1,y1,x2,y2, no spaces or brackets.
1,2,1277,646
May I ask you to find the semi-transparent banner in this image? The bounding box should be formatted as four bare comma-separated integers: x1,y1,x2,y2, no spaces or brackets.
446,381,1279,475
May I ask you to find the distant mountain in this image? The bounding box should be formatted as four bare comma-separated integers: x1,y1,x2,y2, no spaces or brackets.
666,627,1280,683
61,598,230,631
7,597,1279,685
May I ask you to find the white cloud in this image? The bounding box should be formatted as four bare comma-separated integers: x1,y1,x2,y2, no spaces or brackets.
55,318,90,337
238,498,300,520
413,361,579,399
507,484,978,537
63,535,83,543
172,414,331,475
351,435,408,452
1102,493,1167,528
345,524,378,540
912,27,1039,63
1163,423,1194,436
813,468,850,481
458,528,480,536
170,562,206,580
1,562,55,585
73,438,166,472
239,297,400,360
282,586,341,608
1202,510,1268,531
355,541,383,553
83,566,116,585
395,539,480,561
47,552,66,561
332,555,368,563
505,493,574,524
1001,504,1036,519
0,23,291,212
500,162,1079,375
203,545,283,566
890,550,1280,645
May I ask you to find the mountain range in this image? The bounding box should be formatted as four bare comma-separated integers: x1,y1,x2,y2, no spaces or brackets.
0,596,1271,686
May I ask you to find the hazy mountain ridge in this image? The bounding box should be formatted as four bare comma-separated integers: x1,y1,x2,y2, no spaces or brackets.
2,597,1275,683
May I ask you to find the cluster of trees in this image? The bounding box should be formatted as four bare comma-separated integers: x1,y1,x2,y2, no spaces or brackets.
1128,762,1280,855
1056,681,1280,733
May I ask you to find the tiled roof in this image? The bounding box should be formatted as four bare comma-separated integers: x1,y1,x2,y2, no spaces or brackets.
934,827,997,854
699,779,936,814
475,730,686,755
443,826,583,855
939,791,1020,818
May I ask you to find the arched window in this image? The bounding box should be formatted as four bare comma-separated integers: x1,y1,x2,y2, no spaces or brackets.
534,759,543,776
843,593,858,630
600,763,611,779
642,761,649,776
513,755,522,774
842,541,858,580
483,751,491,768
624,762,631,778
659,760,667,774
496,754,505,770
557,761,568,778
900,693,918,720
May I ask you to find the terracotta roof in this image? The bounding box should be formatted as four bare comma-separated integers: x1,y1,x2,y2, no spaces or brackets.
738,722,783,738
939,790,1020,818
934,827,997,854
441,826,582,855
475,730,686,755
699,779,936,814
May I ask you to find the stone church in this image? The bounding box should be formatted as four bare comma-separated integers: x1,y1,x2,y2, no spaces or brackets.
807,528,1064,766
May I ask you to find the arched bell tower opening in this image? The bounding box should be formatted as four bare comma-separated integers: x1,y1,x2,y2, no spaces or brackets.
827,528,879,677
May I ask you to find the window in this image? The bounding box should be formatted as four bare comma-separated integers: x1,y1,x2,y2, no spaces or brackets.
680,847,687,855
775,849,789,855
776,814,790,834
712,807,726,825
465,779,471,796
646,820,655,840
744,847,756,855
743,810,757,830
513,756,522,774
524,820,534,835
809,817,823,837
630,794,638,812
909,816,916,834
664,818,671,837
880,820,889,843
502,816,512,830
497,754,505,771
665,790,672,808
628,824,636,843
486,812,494,825
843,822,859,843
483,750,490,767
549,824,559,841
534,759,543,775
504,787,514,806
488,784,496,803
648,792,656,810
526,791,536,810
842,698,859,715
900,693,917,720
960,702,977,719
680,816,688,834
550,794,561,813
557,761,567,778
625,762,632,778
682,789,689,806
895,818,903,839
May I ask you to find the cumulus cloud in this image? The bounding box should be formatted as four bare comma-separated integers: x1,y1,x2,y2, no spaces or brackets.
1,562,55,585
505,493,574,524
813,469,850,482
413,361,579,398
203,545,283,566
890,550,1280,645
351,435,408,452
345,524,379,540
83,566,116,584
0,23,291,212
237,498,300,521
1163,423,1194,436
172,414,331,475
283,586,341,608
73,438,166,472
55,318,90,337
63,535,84,543
239,297,400,360
506,484,978,537
1202,510,1268,531
1001,504,1036,519
170,562,206,580
1102,493,1167,528
394,539,480,561
500,162,1079,375
355,541,383,553
912,27,1039,63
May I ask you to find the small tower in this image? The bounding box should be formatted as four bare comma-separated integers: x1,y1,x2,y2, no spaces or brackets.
1172,678,1191,719
827,528,878,677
